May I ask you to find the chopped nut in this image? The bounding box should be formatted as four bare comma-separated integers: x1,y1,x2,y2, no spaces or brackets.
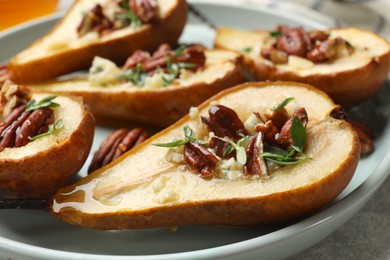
183,142,219,178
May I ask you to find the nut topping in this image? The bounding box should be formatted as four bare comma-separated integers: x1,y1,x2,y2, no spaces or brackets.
277,107,308,148
77,4,113,37
77,0,159,37
156,98,310,180
124,44,206,74
202,105,247,158
88,128,149,173
183,142,219,178
261,25,354,64
0,106,55,152
15,108,54,147
244,133,268,178
130,0,158,23
0,80,31,119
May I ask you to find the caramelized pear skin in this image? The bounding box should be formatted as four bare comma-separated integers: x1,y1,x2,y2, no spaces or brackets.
0,94,95,199
51,82,360,230
215,27,390,107
8,0,188,84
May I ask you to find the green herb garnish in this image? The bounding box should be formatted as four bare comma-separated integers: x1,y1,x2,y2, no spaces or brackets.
222,133,249,164
30,119,64,141
116,10,142,27
173,45,186,57
26,96,60,112
119,64,147,87
240,47,253,53
154,125,207,147
271,97,294,111
260,116,309,165
161,58,196,87
270,30,282,38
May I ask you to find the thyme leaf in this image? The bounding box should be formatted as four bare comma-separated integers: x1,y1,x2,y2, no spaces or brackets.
154,125,207,147
240,47,253,53
291,116,306,151
222,133,249,165
270,30,282,38
119,64,147,87
271,97,294,111
26,96,60,112
30,119,64,141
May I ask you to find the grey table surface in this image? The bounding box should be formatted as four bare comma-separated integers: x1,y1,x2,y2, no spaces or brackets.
290,174,390,259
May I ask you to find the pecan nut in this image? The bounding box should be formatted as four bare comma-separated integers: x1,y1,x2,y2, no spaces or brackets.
349,119,374,155
0,104,55,152
244,133,268,178
201,105,247,158
130,0,158,23
15,108,54,147
77,4,113,37
183,142,219,178
124,44,206,75
202,105,247,139
88,128,149,173
276,26,311,58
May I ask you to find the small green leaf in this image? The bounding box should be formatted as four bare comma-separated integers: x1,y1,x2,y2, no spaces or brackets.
270,30,282,38
265,144,289,157
240,47,252,53
119,64,147,87
173,45,186,57
291,116,306,151
176,62,196,69
30,119,64,141
154,139,188,148
236,146,247,164
223,144,235,157
271,97,294,111
26,96,60,112
154,125,206,148
116,10,142,27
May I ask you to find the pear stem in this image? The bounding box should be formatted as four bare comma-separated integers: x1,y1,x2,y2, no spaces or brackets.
0,199,48,210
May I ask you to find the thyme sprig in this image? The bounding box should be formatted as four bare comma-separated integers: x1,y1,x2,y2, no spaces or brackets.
222,133,249,165
118,64,148,87
26,96,60,112
116,0,142,27
154,125,207,148
30,119,64,142
261,116,310,165
271,97,294,111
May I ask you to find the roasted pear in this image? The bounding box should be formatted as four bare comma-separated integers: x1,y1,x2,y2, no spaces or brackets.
0,81,94,199
8,0,187,84
215,26,390,106
51,81,360,230
32,45,245,127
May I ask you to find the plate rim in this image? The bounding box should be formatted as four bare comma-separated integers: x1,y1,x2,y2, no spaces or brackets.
0,1,389,259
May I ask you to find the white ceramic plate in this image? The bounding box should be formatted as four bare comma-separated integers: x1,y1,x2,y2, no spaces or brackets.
1,1,390,259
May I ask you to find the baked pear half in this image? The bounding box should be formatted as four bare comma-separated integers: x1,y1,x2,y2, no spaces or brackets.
8,0,187,84
32,45,245,127
51,81,360,230
215,26,390,106
0,81,95,199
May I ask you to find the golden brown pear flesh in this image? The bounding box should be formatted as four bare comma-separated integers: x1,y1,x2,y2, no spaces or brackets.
0,93,95,199
51,82,360,230
31,50,245,127
215,27,390,107
7,0,187,84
